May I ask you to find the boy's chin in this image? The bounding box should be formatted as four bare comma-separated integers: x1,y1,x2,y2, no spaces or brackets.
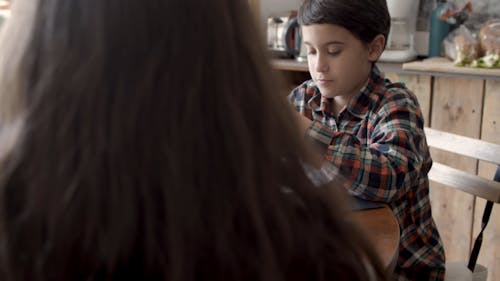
319,90,339,99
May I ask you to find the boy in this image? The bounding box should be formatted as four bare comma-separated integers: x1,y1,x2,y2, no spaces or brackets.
289,0,446,280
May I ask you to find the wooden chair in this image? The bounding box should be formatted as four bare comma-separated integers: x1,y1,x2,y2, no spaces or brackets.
424,127,500,281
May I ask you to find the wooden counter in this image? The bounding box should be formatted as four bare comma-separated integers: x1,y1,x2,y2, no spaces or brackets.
403,57,500,81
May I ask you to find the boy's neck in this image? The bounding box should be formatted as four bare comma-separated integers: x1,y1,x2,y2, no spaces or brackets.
331,96,349,118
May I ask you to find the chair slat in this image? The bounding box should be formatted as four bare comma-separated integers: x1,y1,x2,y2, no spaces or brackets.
424,128,500,165
428,162,500,203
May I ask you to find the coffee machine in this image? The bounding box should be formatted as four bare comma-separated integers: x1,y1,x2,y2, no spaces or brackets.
380,0,420,62
266,12,301,59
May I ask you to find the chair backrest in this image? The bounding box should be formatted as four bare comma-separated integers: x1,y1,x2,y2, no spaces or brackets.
424,127,500,203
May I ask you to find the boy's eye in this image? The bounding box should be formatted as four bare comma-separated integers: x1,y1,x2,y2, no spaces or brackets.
306,47,316,55
327,49,341,56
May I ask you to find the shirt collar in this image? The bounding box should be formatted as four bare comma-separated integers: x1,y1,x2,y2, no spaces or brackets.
306,80,328,113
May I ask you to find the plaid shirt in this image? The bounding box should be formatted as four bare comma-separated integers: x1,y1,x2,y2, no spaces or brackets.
289,65,445,280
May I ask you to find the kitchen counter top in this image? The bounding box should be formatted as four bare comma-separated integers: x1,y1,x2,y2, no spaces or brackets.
272,57,500,81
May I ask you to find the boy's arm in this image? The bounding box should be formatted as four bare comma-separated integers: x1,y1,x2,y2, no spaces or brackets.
302,95,428,203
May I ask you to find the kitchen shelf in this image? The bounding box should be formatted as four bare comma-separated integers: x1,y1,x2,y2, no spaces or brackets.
272,58,500,81
271,58,407,75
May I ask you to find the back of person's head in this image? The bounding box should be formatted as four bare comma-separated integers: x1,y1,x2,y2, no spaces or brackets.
298,0,390,47
0,0,386,280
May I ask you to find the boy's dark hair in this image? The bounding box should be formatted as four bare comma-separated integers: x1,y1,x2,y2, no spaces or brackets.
298,0,390,47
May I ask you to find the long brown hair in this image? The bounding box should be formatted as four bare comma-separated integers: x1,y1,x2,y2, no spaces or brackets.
0,0,386,280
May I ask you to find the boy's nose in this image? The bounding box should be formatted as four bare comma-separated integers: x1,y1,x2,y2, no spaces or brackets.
314,54,329,73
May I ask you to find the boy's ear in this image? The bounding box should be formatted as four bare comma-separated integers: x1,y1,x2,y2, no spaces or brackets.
368,34,386,61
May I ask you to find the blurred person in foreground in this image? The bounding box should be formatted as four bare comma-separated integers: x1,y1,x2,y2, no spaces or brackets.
0,0,386,280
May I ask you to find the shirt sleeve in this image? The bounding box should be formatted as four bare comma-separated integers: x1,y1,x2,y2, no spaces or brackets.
306,92,429,203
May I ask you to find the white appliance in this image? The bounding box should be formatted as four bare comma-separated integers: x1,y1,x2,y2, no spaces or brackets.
380,0,420,62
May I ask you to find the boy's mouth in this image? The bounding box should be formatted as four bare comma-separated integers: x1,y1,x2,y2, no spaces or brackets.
316,78,333,85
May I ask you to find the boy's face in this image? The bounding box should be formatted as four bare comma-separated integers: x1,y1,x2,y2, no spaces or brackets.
302,24,380,99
